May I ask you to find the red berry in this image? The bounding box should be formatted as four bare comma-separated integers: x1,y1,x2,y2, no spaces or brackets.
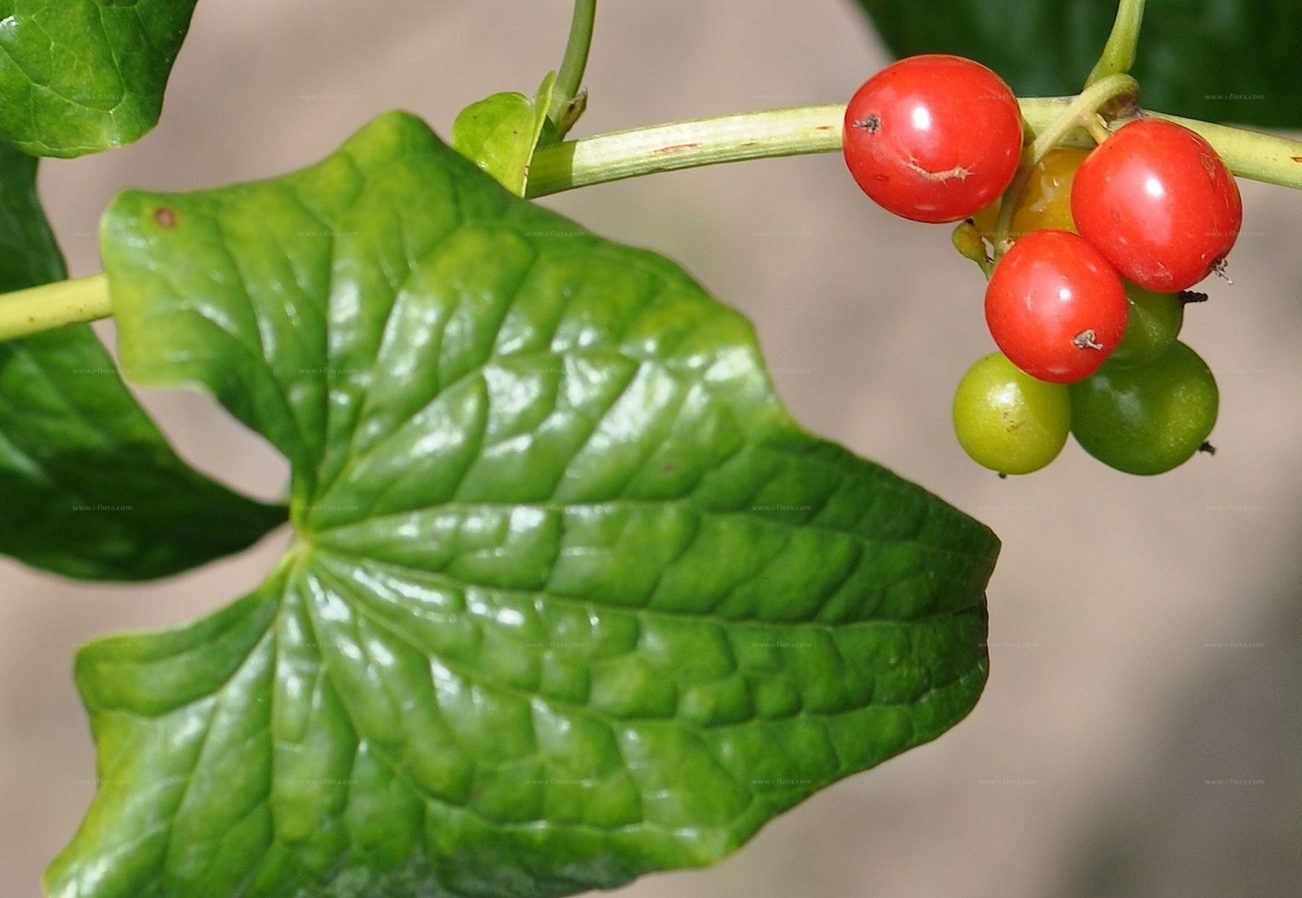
1071,119,1242,292
842,55,1023,223
984,230,1129,384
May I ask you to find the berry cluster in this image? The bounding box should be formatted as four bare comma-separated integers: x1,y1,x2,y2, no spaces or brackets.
842,55,1237,476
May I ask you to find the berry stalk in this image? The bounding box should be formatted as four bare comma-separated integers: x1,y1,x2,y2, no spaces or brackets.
993,74,1139,254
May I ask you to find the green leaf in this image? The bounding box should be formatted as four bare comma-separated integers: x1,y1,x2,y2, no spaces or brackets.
0,0,199,157
855,0,1302,128
0,141,285,580
0,143,62,288
451,72,556,195
49,111,998,897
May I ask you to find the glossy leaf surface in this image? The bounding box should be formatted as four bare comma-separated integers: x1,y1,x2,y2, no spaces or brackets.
0,142,284,580
48,112,998,897
856,0,1302,127
0,0,199,156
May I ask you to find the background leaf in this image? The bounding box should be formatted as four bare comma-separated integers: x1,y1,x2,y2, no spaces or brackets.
47,112,998,897
451,72,556,195
855,0,1302,127
0,141,285,580
0,0,200,157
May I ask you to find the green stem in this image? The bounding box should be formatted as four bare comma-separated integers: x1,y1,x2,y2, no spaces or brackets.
1026,76,1138,163
528,105,844,196
992,74,1138,253
547,0,598,137
0,274,111,341
1085,0,1147,87
5,97,1302,344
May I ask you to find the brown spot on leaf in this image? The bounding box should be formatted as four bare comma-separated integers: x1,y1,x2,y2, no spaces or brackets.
655,143,701,154
153,206,177,229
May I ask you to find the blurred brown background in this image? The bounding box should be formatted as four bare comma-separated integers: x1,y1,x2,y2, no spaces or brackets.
2,2,1299,896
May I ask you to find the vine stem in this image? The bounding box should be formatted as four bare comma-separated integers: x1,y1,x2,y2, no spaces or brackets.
526,99,1302,197
547,0,598,138
3,97,1302,342
0,274,110,341
528,105,844,195
1086,0,1147,87
992,74,1138,253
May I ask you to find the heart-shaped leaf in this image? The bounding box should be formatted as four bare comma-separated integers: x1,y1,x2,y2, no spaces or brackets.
855,0,1302,128
47,111,998,897
0,0,200,157
0,141,284,580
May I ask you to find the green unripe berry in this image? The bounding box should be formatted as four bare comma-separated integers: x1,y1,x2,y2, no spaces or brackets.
1070,340,1218,475
953,352,1071,475
1109,283,1185,366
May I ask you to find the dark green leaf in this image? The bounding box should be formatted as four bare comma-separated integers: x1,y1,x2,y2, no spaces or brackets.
855,0,1302,127
48,112,997,897
0,141,285,580
452,72,556,195
0,0,199,157
0,144,62,288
